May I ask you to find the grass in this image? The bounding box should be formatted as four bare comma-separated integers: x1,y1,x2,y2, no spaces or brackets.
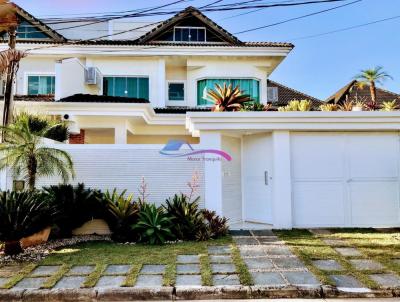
275,229,400,289
35,236,252,287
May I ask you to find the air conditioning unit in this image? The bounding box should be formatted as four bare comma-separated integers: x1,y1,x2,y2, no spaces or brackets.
84,67,101,85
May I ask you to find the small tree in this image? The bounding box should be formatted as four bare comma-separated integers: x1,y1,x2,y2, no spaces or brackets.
0,118,75,190
354,66,393,105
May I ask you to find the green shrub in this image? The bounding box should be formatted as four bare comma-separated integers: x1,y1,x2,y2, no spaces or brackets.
163,194,204,240
104,189,139,242
133,204,173,245
0,191,56,255
43,183,106,237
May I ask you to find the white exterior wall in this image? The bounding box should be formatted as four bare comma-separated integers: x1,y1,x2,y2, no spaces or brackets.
5,144,205,207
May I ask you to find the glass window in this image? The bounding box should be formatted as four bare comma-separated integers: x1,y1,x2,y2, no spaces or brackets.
28,75,55,95
174,27,206,42
103,77,149,99
197,79,260,106
17,21,48,39
168,83,185,101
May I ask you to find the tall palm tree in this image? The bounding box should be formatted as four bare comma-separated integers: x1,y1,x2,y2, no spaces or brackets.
0,119,75,190
353,66,393,104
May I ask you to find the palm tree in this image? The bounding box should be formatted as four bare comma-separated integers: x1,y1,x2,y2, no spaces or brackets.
353,66,393,105
206,83,251,112
0,118,75,190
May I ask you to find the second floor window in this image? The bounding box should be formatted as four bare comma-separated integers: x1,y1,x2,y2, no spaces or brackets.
103,77,149,100
28,75,55,95
174,27,206,42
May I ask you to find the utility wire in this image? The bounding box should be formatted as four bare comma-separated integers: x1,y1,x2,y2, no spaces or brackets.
289,14,400,40
234,0,362,34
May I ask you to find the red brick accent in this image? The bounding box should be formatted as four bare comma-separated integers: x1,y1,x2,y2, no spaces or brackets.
69,130,85,144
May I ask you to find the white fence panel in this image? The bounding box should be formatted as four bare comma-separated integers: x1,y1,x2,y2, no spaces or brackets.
6,144,205,207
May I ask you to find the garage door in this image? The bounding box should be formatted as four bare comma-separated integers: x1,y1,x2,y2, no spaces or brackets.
291,132,400,228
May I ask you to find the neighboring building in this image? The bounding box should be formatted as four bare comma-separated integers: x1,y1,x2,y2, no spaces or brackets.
1,4,400,230
326,80,400,104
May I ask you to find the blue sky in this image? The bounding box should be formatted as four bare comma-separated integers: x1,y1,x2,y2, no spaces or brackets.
14,0,400,100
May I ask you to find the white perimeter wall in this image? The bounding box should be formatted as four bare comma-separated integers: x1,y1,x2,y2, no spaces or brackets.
5,144,205,207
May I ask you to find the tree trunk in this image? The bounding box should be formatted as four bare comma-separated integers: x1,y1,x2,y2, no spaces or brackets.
370,81,377,105
4,240,23,255
28,155,37,191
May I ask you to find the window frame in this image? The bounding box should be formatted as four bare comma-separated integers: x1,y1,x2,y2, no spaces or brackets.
102,75,150,100
196,77,261,107
24,72,56,95
173,26,207,42
166,80,186,106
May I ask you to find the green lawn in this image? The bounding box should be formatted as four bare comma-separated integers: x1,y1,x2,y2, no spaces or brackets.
275,229,400,289
4,235,252,288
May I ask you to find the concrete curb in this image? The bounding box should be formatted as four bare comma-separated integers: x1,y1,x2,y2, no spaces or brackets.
1,284,400,301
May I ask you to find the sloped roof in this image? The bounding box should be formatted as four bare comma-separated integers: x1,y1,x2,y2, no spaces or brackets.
136,6,241,45
7,3,66,42
267,80,322,109
326,80,400,104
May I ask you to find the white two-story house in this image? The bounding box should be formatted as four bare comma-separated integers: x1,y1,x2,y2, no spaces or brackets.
3,4,400,230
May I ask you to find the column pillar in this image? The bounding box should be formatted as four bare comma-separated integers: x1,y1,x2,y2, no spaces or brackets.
201,131,223,215
114,123,127,144
157,59,166,107
272,130,293,229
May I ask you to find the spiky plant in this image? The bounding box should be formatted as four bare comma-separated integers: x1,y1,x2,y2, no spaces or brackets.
0,118,75,190
319,104,339,112
354,66,393,105
381,100,398,112
104,189,139,242
202,209,229,238
0,191,56,255
206,83,251,112
339,100,353,111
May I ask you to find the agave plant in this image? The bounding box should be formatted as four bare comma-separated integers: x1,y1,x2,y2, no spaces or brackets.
339,100,353,111
133,204,173,245
297,100,312,111
206,83,251,112
381,100,398,112
319,104,339,112
163,194,205,240
0,191,56,255
104,189,139,242
278,100,311,112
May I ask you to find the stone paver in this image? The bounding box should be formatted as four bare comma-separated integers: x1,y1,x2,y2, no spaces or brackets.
264,246,293,256
208,246,231,255
13,277,47,289
244,257,274,270
370,274,400,288
251,272,286,286
177,255,200,264
273,257,305,269
176,264,200,274
239,246,266,257
211,263,236,274
95,276,125,288
0,277,9,287
283,271,320,286
175,274,202,286
54,276,85,289
31,265,61,277
350,259,384,271
135,275,163,287
213,274,240,286
330,275,365,288
229,230,251,236
257,237,281,244
313,259,343,271
140,264,166,274
334,247,361,257
233,237,259,245
0,265,24,277
322,238,348,246
252,230,275,236
104,265,132,275
209,255,232,263
68,265,95,275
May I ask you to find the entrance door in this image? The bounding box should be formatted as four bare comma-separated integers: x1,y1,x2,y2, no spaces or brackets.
243,133,273,224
